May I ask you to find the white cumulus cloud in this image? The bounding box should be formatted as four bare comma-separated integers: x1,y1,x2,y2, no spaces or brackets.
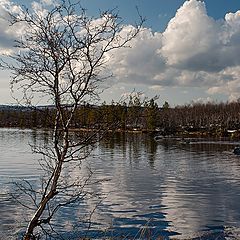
161,0,220,70
108,0,240,102
0,0,23,54
108,26,164,85
1,0,240,103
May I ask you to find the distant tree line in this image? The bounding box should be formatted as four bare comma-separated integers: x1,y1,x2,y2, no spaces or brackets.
158,101,240,137
163,101,240,128
1,100,240,136
0,107,54,128
0,94,160,131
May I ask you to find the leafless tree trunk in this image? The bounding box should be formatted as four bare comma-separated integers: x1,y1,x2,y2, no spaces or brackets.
0,1,143,239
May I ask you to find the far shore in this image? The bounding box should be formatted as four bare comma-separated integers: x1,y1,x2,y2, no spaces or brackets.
1,126,240,140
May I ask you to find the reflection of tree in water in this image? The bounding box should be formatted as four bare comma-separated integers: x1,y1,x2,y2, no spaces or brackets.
101,133,158,169
142,135,157,169
185,141,234,154
88,136,171,238
30,130,52,149
3,130,240,238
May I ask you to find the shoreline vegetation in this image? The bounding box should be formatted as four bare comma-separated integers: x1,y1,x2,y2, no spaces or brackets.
1,99,240,139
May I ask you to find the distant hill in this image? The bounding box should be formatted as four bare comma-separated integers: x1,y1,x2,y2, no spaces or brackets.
0,105,27,111
0,105,55,111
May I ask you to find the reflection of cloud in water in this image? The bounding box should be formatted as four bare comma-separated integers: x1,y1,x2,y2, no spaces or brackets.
1,130,240,238
77,136,172,237
158,141,240,235
82,135,240,237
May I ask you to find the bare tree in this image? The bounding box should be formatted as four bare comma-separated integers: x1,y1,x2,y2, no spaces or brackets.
1,1,144,239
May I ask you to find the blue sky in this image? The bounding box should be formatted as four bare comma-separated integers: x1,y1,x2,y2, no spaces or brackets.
15,0,240,31
1,0,240,106
80,0,240,31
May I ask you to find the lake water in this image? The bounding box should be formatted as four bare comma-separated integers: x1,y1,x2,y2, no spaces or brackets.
1,128,240,239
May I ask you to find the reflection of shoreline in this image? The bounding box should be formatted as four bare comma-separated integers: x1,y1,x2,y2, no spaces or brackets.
1,130,240,238
83,134,240,237
155,137,239,155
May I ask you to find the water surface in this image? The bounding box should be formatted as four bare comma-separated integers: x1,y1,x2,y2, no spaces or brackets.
1,128,240,239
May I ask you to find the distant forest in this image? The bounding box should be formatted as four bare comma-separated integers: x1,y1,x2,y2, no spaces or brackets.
1,98,240,138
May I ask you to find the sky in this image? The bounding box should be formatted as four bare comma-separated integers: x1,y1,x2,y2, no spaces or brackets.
1,0,240,106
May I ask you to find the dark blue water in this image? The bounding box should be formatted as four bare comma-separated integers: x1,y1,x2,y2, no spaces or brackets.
1,128,240,239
